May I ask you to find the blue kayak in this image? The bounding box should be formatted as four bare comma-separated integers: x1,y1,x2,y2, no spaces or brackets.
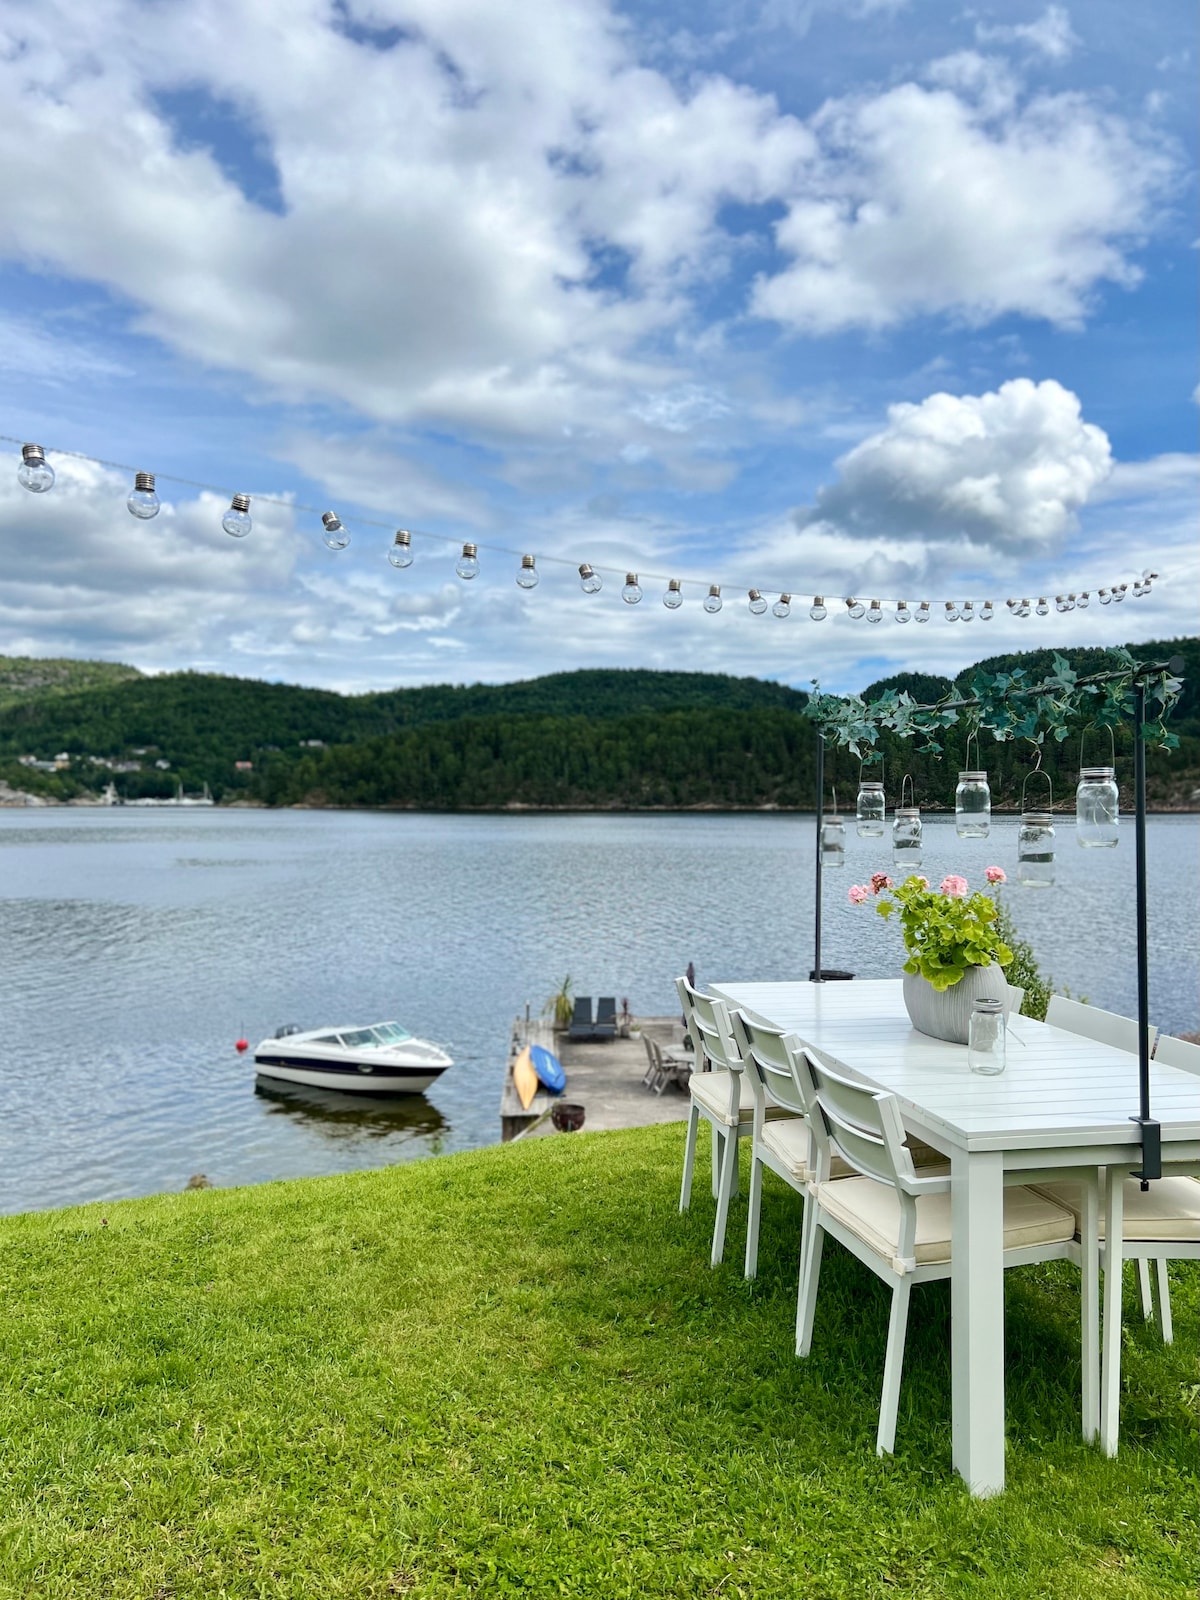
529,1043,566,1094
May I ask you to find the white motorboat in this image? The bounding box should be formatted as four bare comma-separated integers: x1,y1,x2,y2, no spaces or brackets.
253,1021,452,1095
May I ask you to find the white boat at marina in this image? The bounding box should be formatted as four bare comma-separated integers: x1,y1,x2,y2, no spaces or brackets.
253,1021,453,1094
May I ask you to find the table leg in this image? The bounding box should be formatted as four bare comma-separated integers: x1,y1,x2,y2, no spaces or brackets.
951,1149,1006,1496
1100,1168,1127,1457
1079,1170,1100,1442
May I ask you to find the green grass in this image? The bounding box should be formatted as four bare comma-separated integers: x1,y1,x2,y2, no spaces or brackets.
0,1128,1195,1599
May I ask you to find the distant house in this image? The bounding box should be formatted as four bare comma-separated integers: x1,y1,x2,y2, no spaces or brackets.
234,761,254,772
300,739,325,748
154,759,171,770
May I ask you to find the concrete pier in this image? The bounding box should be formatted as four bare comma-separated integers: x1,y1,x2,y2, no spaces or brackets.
500,1015,692,1142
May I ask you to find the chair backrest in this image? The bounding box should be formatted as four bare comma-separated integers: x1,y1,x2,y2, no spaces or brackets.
571,996,593,1026
676,975,741,1092
730,1010,807,1119
1045,994,1157,1055
1005,984,1025,1018
1153,1034,1200,1077
796,1049,918,1191
596,997,617,1024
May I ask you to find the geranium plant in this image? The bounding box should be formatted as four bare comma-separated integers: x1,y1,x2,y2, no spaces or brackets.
850,869,1013,991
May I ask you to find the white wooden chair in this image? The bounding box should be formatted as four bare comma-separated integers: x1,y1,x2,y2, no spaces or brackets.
1153,1034,1200,1075
792,1048,1078,1456
676,976,755,1268
728,1011,809,1281
1006,983,1025,1017
1045,994,1157,1056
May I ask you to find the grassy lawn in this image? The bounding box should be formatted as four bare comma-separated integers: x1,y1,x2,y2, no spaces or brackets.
0,1125,1195,1599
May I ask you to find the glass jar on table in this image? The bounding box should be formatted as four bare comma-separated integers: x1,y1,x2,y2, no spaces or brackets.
968,997,1006,1075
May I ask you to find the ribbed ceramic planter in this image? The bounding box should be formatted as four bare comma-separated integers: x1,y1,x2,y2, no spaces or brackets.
902,965,1006,1045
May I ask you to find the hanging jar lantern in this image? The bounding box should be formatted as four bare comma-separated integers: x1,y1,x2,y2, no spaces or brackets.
1076,728,1119,848
891,776,923,870
955,734,991,839
821,788,846,868
1017,768,1055,889
855,764,886,837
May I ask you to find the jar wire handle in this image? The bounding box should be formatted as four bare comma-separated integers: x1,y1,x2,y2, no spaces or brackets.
1078,724,1116,772
900,773,914,809
1020,758,1053,812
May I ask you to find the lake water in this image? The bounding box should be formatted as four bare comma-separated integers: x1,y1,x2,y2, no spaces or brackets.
1,807,1196,1215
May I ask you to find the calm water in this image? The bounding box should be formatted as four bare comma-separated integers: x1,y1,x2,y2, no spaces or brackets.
0,808,1196,1215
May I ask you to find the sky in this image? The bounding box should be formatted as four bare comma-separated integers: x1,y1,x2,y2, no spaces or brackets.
0,0,1195,696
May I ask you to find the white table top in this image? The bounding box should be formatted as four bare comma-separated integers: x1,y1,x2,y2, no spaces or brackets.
712,979,1200,1158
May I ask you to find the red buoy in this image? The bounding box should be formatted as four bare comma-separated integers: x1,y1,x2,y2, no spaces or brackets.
235,1037,249,1054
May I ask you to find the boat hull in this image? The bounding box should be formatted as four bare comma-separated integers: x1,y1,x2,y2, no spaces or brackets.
253,1053,448,1095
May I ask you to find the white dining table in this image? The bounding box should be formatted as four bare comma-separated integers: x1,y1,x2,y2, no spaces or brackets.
710,978,1200,1497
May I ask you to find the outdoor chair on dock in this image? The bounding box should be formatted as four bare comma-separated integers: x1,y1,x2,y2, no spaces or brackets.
595,997,618,1040
568,997,595,1042
791,1048,1080,1457
648,1036,693,1096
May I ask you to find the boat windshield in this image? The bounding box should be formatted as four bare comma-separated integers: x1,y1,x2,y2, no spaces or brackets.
338,1028,382,1049
374,1022,412,1043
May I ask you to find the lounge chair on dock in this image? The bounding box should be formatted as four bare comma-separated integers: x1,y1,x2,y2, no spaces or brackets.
595,997,618,1040
567,997,595,1042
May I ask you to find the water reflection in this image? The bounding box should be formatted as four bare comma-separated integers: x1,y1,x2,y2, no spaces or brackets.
254,1079,448,1145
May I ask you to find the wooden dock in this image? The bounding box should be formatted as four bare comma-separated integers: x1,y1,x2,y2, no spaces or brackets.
499,1014,692,1142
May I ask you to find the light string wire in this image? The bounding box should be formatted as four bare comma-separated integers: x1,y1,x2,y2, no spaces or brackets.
3,433,1163,614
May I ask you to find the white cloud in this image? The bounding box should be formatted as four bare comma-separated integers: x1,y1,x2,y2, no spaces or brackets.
795,378,1113,562
976,6,1080,63
751,68,1174,333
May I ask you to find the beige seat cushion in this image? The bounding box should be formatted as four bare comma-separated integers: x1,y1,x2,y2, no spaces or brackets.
761,1121,854,1183
689,1070,797,1127
814,1175,1075,1269
1032,1175,1200,1242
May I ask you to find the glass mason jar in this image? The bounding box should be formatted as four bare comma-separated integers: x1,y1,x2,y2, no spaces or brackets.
1076,766,1119,848
968,997,1006,1075
955,770,991,838
820,813,846,867
891,806,923,869
855,781,886,837
1017,810,1055,888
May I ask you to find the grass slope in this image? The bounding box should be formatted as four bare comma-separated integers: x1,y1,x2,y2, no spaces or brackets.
0,1127,1195,1599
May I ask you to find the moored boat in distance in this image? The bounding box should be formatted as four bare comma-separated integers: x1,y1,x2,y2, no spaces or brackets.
253,1021,452,1094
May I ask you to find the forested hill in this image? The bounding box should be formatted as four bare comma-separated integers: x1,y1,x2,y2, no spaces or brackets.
0,644,1195,809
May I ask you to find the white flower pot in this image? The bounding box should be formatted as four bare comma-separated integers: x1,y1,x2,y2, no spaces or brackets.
902,965,1007,1045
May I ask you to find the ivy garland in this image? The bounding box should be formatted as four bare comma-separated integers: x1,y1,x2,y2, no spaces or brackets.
806,648,1185,762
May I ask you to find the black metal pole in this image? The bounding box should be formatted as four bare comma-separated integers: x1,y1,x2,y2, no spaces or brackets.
819,732,825,979
1131,680,1160,1185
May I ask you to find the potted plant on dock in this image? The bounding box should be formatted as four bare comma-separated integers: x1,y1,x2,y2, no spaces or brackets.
850,869,1014,1043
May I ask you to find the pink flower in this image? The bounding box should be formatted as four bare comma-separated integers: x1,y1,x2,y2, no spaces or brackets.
985,865,1007,884
940,875,970,898
849,884,869,904
870,872,893,894
915,876,930,889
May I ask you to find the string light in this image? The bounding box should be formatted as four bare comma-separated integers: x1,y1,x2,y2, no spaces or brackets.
456,542,480,580
3,437,1162,622
127,472,160,519
18,444,54,493
222,494,252,539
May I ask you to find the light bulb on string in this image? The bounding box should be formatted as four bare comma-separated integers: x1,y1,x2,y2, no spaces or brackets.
321,511,349,549
1098,588,1111,604
222,494,252,538
18,444,54,493
845,597,865,619
866,599,883,624
809,596,827,621
915,601,931,623
1036,597,1049,616
1066,593,1077,610
663,579,683,610
772,593,791,619
578,563,602,594
1113,582,1127,602
1076,591,1089,609
1018,599,1031,617
128,471,160,519
703,584,723,614
895,601,910,624
388,530,414,568
516,554,539,589
944,601,959,622
747,589,767,615
961,601,975,622
1055,595,1068,613
456,542,480,579
1006,599,1017,612
980,601,994,621
622,573,643,604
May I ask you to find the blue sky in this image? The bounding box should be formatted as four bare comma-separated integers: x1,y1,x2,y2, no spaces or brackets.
0,0,1195,694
